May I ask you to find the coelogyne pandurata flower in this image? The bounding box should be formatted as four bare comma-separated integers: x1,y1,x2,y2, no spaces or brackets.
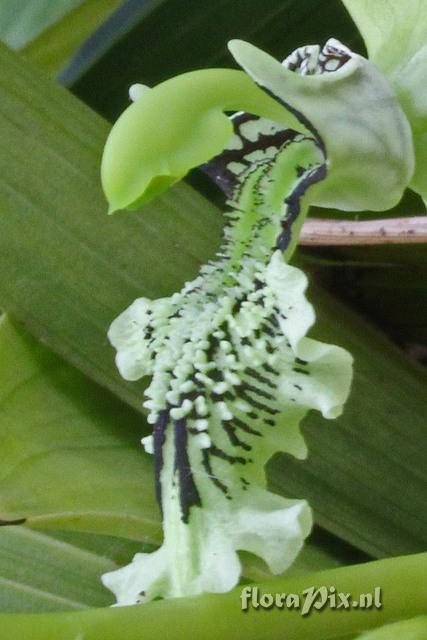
100,38,414,605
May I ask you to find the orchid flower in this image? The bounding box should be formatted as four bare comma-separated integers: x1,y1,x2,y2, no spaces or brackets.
99,5,420,605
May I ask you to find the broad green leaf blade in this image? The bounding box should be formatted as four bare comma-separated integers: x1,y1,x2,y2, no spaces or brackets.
0,553,426,639
356,617,427,640
0,315,160,542
22,0,123,77
64,0,364,120
0,0,84,50
0,40,221,413
342,0,427,73
0,42,427,562
0,527,117,611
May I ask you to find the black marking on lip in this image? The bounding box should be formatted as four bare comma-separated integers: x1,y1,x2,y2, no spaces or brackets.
241,381,275,401
293,367,310,376
295,357,308,365
293,383,303,391
239,389,278,415
264,418,276,426
153,410,169,511
260,323,275,337
258,84,326,156
200,112,300,198
276,163,327,252
174,418,202,523
201,449,229,495
254,278,264,290
231,417,262,436
266,315,280,329
265,342,275,354
262,363,280,376
222,421,252,451
209,444,247,465
245,367,272,386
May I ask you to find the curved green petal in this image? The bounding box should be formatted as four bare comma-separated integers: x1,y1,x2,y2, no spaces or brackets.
342,0,427,205
228,38,414,212
342,0,427,74
101,69,300,214
389,44,427,205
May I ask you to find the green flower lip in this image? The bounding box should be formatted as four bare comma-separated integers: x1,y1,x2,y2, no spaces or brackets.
101,68,292,214
101,38,362,606
100,24,422,603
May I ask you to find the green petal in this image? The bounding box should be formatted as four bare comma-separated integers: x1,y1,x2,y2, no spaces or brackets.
342,0,427,74
101,69,299,214
342,0,427,205
228,38,414,212
390,44,427,205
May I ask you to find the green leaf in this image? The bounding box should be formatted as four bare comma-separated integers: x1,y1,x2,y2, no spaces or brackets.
0,0,84,50
0,527,117,611
0,41,427,563
0,315,161,542
22,0,123,77
0,552,426,639
356,617,427,639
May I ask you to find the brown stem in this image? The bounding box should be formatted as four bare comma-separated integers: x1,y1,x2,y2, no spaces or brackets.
300,216,427,245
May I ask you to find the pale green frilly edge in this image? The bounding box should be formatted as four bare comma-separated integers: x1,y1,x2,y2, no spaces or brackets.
102,254,353,605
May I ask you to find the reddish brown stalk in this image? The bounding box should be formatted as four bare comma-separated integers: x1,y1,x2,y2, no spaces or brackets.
300,216,427,245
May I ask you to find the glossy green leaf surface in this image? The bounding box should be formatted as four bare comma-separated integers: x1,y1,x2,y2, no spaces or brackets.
0,0,83,49
0,552,426,639
356,616,427,640
0,315,160,542
0,527,117,611
22,0,123,77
